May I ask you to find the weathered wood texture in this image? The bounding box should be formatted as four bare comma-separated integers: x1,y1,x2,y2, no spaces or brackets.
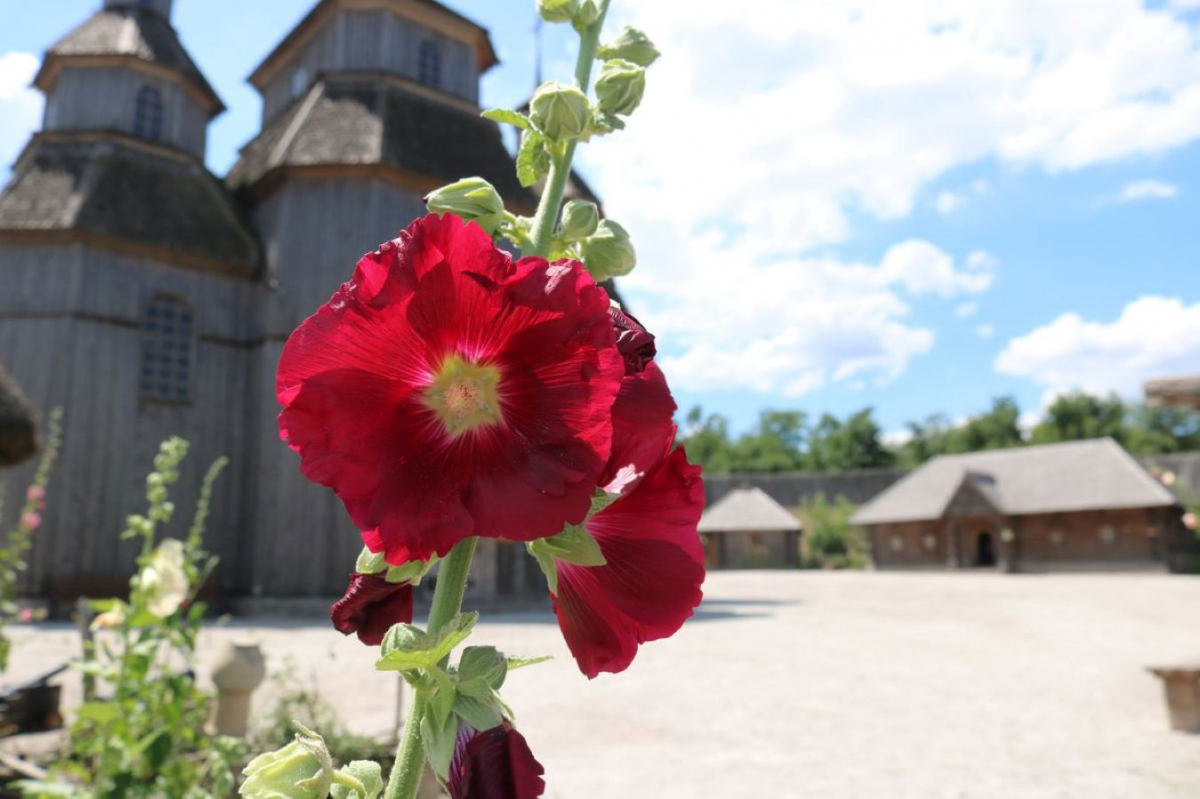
44,67,207,158
104,0,173,16
261,8,479,123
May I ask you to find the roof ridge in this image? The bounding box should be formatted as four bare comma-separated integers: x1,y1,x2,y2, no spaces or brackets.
268,83,326,169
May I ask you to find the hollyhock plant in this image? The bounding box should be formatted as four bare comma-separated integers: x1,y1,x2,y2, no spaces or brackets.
250,3,704,798
278,213,624,564
446,724,545,799
332,573,415,646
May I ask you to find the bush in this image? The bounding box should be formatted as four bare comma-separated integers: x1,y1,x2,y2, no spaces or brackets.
799,493,868,569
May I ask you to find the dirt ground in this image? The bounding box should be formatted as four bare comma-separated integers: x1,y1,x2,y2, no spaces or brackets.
7,570,1200,798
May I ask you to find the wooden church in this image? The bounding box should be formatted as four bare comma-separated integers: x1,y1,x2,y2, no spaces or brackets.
0,0,574,607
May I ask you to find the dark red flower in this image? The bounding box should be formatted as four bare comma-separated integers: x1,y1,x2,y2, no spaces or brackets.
597,362,677,497
277,214,625,564
609,305,656,375
331,573,414,646
447,723,545,799
552,443,706,679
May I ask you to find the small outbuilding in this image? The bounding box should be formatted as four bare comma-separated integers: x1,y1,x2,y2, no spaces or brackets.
852,439,1180,572
1145,375,1200,411
698,487,803,569
0,365,37,467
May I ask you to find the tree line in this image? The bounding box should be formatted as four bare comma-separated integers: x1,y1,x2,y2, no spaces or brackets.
681,392,1200,474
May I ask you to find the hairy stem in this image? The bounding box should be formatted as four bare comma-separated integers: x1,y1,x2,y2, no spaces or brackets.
527,0,613,258
384,536,479,799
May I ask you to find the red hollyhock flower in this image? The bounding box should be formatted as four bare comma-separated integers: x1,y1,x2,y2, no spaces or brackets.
608,305,656,375
598,362,677,496
552,434,706,678
277,214,625,564
331,573,414,646
447,723,545,799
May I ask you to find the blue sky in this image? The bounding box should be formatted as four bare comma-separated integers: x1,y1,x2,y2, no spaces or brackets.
3,0,1200,439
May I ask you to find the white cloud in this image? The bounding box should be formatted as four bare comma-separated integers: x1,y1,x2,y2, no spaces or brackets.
581,1,1200,398
955,301,979,318
1116,179,1180,202
976,323,996,339
0,52,41,177
934,190,967,214
994,296,1200,395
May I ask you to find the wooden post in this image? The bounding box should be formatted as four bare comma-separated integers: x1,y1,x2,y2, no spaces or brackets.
946,522,959,569
1148,667,1200,732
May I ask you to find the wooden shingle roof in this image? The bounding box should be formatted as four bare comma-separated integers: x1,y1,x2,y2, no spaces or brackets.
698,487,802,534
35,7,224,114
852,439,1178,526
227,79,537,209
0,139,261,278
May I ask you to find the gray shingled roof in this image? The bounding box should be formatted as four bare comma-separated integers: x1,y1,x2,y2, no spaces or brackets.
37,8,223,113
852,439,1178,525
0,139,260,276
698,487,802,533
0,365,37,467
227,79,536,208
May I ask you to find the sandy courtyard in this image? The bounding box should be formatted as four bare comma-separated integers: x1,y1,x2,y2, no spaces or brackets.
7,571,1200,798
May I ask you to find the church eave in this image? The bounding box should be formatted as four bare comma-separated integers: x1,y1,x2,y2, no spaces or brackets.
34,54,225,117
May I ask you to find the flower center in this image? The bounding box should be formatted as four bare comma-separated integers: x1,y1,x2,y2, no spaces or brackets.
423,355,503,437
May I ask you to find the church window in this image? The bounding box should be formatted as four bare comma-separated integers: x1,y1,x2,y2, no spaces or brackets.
133,85,165,141
418,39,441,88
140,293,194,403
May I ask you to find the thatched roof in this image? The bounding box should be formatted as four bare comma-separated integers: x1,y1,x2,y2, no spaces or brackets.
227,78,536,210
698,487,802,534
0,138,261,277
852,439,1177,526
0,366,37,467
35,7,223,114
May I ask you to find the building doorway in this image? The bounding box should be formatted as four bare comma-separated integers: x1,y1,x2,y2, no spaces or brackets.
975,531,996,567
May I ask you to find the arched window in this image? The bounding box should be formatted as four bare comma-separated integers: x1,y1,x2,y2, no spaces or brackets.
139,293,195,403
133,85,164,141
291,67,309,99
418,39,441,88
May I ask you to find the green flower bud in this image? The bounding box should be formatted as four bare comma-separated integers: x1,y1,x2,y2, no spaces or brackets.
559,200,599,242
579,220,637,281
240,723,334,799
425,178,506,236
530,82,592,141
537,0,577,23
595,59,646,117
597,27,661,67
573,0,599,31
330,761,383,799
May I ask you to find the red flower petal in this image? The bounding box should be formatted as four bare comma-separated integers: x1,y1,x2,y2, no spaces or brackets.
277,214,624,563
598,362,677,497
447,723,545,799
330,573,414,646
608,305,657,375
553,446,706,678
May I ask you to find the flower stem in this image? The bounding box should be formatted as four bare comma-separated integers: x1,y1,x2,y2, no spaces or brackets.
527,0,613,258
384,536,479,799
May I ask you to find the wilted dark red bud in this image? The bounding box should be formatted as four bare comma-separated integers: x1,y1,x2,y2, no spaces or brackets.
330,573,414,646
609,305,656,375
447,723,545,799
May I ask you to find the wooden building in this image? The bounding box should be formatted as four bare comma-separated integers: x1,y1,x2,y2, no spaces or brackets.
0,0,557,607
698,487,803,569
1145,375,1200,411
852,439,1181,572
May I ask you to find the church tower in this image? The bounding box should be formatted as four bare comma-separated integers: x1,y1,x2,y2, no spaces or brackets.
228,0,543,599
0,0,260,595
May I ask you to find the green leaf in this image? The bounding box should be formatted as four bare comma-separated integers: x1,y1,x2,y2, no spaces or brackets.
506,655,553,671
427,683,457,728
76,701,120,724
455,677,492,699
331,761,384,799
420,707,459,779
482,109,531,130
376,613,479,673
453,692,503,733
516,130,550,188
355,547,388,575
527,542,559,595
529,523,606,568
458,646,507,690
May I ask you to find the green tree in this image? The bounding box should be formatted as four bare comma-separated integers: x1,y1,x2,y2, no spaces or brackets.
898,397,1025,466
1128,404,1200,454
806,408,895,471
681,406,734,473
800,492,866,568
1031,392,1130,446
729,410,807,472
